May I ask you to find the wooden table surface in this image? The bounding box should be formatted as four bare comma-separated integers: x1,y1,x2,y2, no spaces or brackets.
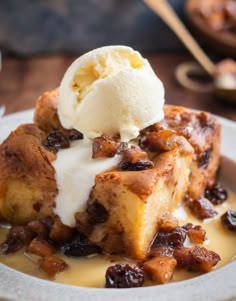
1,52,236,122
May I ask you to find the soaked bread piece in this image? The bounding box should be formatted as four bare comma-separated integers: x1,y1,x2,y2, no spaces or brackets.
0,124,57,224
76,128,193,259
164,106,221,199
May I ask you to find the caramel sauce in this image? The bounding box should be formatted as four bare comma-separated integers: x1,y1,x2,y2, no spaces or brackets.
0,191,235,288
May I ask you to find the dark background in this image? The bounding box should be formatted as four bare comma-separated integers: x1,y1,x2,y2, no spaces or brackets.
0,0,185,56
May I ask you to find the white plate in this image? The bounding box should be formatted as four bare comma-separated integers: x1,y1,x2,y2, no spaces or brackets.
0,110,235,301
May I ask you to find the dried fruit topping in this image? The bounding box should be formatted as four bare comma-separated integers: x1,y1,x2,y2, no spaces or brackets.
148,246,174,258
92,134,119,158
87,201,109,224
199,148,212,169
61,233,101,257
187,197,218,219
174,246,221,272
221,210,236,232
27,220,48,239
152,227,186,249
68,129,83,141
44,131,70,152
2,226,34,254
144,256,177,284
49,217,75,244
118,145,153,171
105,264,144,288
205,183,228,205
182,223,206,244
39,255,68,277
159,213,179,232
28,238,55,257
122,146,148,163
118,159,154,171
139,128,174,152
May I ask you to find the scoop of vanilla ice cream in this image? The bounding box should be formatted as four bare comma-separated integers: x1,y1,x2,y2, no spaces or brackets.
58,45,165,141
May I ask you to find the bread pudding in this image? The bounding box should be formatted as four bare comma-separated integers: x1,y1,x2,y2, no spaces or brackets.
0,46,235,289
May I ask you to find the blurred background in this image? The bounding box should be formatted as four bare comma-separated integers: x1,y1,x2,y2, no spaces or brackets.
0,0,236,119
0,0,185,55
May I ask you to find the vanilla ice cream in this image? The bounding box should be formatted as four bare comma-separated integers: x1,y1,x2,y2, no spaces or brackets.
54,46,166,226
58,45,165,141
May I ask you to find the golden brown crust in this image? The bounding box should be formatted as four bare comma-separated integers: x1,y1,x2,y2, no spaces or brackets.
164,106,221,199
34,89,64,134
0,124,57,224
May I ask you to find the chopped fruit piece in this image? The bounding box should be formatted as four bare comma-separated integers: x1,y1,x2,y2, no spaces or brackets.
49,217,75,243
174,246,221,272
28,238,55,257
44,131,70,152
144,256,177,284
159,213,179,232
221,210,236,232
205,183,228,205
1,226,34,254
27,220,48,239
92,134,119,158
149,246,174,258
118,159,154,171
122,146,148,163
118,145,153,171
39,255,68,277
105,264,144,288
182,223,206,244
68,129,83,141
87,201,109,224
152,227,186,249
61,233,101,257
187,197,218,219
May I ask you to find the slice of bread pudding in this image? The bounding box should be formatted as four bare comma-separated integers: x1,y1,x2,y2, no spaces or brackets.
76,128,193,259
0,90,221,260
164,106,221,199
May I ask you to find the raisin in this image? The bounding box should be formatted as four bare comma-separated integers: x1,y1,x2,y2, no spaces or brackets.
174,246,221,272
105,264,144,288
68,129,83,141
2,226,34,254
199,148,212,169
221,210,236,232
87,201,109,224
152,227,186,249
61,233,101,257
205,183,228,205
44,131,69,152
187,198,218,219
27,220,48,239
118,160,154,171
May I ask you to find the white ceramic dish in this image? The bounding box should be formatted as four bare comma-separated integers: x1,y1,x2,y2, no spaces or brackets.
0,109,235,301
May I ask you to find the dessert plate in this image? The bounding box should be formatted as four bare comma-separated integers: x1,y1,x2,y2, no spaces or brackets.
0,109,235,301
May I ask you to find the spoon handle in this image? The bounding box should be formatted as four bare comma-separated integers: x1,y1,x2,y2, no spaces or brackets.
144,0,216,76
